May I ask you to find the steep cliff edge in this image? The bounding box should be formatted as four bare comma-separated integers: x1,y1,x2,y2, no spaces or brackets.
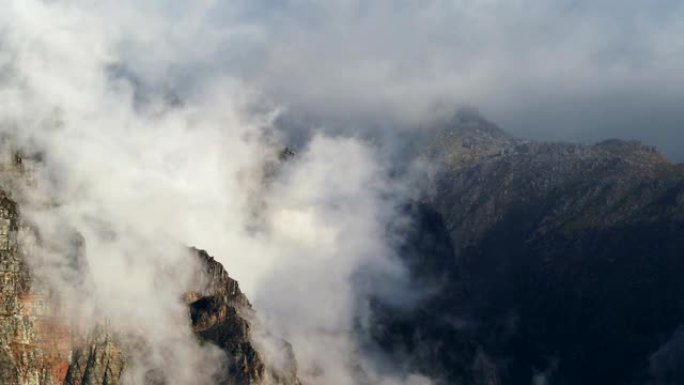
186,249,299,385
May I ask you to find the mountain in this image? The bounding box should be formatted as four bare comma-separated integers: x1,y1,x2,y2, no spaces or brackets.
3,111,684,385
371,111,684,385
424,109,519,168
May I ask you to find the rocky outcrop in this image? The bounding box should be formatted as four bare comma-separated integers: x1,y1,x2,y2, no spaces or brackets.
63,327,124,385
186,249,299,385
0,191,74,385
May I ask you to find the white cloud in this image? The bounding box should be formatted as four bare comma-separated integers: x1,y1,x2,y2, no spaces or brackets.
0,1,425,384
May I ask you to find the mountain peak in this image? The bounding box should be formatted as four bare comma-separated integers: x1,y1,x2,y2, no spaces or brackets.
424,109,517,167
449,108,512,139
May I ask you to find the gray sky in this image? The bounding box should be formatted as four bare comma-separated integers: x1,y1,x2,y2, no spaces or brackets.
177,0,684,160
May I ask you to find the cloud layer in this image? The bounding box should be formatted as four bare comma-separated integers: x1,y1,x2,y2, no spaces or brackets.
207,0,684,159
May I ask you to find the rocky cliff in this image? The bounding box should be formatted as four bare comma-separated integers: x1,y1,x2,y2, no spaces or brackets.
0,191,77,385
187,249,299,385
0,183,297,385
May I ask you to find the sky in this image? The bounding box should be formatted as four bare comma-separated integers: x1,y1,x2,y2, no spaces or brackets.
159,0,684,160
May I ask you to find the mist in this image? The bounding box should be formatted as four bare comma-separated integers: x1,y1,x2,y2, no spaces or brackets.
0,0,433,384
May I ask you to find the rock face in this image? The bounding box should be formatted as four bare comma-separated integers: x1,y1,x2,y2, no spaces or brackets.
187,249,299,385
373,111,684,385
63,328,125,385
0,192,73,385
0,187,298,385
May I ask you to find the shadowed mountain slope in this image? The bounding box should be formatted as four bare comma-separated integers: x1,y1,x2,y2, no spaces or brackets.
372,112,684,385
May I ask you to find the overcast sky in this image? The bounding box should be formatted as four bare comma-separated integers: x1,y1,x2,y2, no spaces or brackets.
109,0,684,160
